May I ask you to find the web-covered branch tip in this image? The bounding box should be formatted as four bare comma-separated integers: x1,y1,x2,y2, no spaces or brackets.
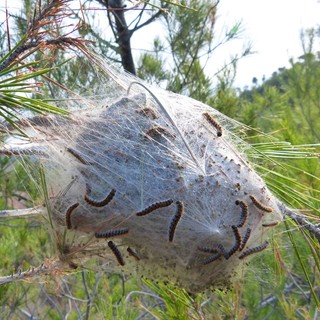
285,210,320,243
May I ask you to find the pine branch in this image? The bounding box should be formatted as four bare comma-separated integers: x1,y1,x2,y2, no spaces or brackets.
278,201,320,242
0,0,89,72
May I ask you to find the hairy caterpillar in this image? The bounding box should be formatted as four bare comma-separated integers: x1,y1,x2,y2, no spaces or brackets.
66,147,90,165
95,227,129,239
238,241,269,259
108,241,125,266
137,107,159,120
203,253,222,265
262,221,280,227
217,244,230,260
249,195,273,213
127,247,140,261
84,189,116,208
65,203,79,229
227,225,242,257
168,201,184,242
235,200,248,227
203,112,223,137
239,227,251,251
145,126,176,141
136,199,174,216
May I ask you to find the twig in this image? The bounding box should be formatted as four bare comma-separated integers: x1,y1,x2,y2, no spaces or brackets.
282,207,320,243
260,282,295,308
286,271,310,301
40,284,64,318
0,0,89,72
62,279,82,318
125,290,163,303
11,193,31,203
5,3,10,51
136,302,166,320
0,206,45,218
18,308,39,319
131,9,163,33
60,294,89,303
81,271,92,320
0,259,65,286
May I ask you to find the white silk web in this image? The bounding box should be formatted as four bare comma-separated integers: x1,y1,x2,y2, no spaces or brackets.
0,59,284,292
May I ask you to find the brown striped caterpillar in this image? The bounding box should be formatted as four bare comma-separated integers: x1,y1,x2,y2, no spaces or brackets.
145,126,176,141
85,182,92,195
238,241,269,259
65,203,80,229
136,199,174,216
239,227,251,251
66,147,90,165
168,201,184,242
127,247,140,260
262,221,280,227
69,262,78,269
217,244,230,259
235,200,248,227
203,112,222,137
84,189,116,207
249,195,273,213
95,227,129,239
137,107,159,120
227,225,242,257
108,241,125,266
203,253,222,265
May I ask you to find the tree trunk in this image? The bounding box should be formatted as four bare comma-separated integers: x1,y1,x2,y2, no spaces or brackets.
108,0,136,75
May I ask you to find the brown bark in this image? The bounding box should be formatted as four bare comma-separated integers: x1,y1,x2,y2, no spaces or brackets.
106,0,136,74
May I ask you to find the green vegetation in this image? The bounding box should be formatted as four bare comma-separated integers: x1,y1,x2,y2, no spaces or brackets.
0,1,319,319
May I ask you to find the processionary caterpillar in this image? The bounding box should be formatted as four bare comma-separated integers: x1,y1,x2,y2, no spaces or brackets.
65,203,79,229
239,227,251,251
127,247,140,261
137,107,159,120
203,112,223,137
235,200,248,227
136,199,174,216
217,244,230,260
262,221,280,227
145,126,176,141
168,201,184,242
227,225,242,257
67,147,90,165
95,227,129,239
203,253,222,265
238,240,269,259
84,189,116,207
108,241,125,266
249,195,273,213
